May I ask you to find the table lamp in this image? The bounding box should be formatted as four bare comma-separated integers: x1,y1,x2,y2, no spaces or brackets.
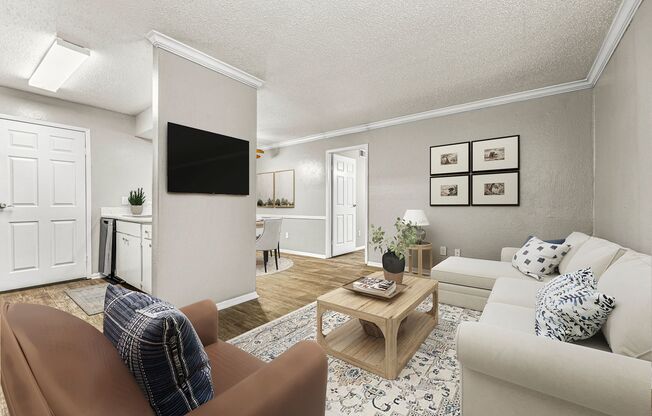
403,209,429,244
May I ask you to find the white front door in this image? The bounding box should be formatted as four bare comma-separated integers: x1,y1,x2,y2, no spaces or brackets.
331,153,356,256
0,118,87,291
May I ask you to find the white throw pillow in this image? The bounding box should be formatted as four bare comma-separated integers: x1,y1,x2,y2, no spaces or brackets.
559,236,621,278
535,268,616,342
598,251,652,361
512,237,571,280
558,231,591,274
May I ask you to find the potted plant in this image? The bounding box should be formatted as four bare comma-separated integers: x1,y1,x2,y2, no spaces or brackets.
370,218,419,284
128,187,146,215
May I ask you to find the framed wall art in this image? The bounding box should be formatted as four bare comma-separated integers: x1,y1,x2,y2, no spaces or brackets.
430,142,470,175
273,169,295,208
430,175,470,206
256,172,275,207
471,171,519,206
471,135,519,172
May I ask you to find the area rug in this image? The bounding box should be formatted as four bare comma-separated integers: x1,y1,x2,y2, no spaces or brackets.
256,257,294,276
65,284,109,315
228,298,481,415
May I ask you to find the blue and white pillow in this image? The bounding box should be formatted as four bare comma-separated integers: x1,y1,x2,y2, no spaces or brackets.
512,236,571,280
535,268,616,342
103,285,214,416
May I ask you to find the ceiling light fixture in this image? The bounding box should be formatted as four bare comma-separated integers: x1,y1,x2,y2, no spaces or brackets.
28,38,90,92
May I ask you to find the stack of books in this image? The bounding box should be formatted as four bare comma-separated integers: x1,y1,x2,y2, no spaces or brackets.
352,276,397,298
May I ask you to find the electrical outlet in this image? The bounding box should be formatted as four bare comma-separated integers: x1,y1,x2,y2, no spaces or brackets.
454,248,461,257
285,232,289,239
357,230,361,237
440,246,447,256
121,196,128,205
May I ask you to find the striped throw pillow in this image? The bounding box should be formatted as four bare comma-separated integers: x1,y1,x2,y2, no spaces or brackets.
103,285,214,416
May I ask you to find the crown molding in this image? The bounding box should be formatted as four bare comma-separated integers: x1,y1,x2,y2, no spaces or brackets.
261,78,592,150
587,0,642,85
146,30,264,89
261,1,640,150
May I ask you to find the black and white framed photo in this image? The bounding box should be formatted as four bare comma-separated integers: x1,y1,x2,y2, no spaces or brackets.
471,135,519,172
472,171,519,206
430,175,470,206
430,142,470,175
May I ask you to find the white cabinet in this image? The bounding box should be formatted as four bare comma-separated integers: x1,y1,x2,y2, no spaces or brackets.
115,233,142,288
114,220,152,293
141,236,152,294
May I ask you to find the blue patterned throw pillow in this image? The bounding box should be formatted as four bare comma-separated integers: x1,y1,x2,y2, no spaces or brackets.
512,236,571,280
535,268,616,342
103,285,214,416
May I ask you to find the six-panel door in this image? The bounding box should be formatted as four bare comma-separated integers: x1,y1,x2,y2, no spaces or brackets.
0,118,86,291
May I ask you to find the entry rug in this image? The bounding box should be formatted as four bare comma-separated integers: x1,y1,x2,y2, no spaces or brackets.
65,283,109,315
228,299,481,415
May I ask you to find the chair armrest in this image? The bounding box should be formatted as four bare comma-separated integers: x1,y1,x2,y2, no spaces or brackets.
189,341,327,416
457,322,652,416
500,247,520,262
180,300,218,347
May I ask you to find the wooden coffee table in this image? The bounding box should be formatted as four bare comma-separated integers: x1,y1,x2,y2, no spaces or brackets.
316,272,438,379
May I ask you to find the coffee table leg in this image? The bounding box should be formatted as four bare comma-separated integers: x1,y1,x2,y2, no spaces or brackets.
382,319,399,379
428,290,439,326
418,248,423,276
316,303,326,345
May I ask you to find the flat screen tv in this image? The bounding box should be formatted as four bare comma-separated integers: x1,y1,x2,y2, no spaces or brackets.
167,122,249,195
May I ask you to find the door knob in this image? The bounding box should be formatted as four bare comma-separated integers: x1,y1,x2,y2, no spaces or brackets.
0,203,13,209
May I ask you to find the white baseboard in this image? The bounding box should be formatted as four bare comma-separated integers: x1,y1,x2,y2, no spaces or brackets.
217,291,259,310
366,261,383,268
88,272,103,279
281,249,327,259
355,246,366,251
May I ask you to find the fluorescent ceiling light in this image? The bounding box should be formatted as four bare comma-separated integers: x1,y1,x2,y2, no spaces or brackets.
29,38,90,92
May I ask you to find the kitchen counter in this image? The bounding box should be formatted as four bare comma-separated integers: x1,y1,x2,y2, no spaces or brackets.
101,213,152,224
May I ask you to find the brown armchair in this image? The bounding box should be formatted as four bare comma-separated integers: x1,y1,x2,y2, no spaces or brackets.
1,300,328,416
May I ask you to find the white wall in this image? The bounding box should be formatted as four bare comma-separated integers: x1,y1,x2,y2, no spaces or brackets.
152,48,257,306
259,90,595,263
593,1,651,254
0,86,153,273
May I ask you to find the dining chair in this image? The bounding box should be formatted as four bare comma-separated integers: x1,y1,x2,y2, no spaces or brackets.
255,218,282,273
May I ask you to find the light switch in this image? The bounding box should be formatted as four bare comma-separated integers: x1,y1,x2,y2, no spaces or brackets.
440,246,447,256
454,249,461,257
285,232,289,239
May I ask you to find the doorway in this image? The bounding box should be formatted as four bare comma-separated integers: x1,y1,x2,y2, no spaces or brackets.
0,115,90,291
325,144,368,262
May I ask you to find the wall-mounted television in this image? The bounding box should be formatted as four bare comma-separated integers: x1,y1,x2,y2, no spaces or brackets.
167,122,249,195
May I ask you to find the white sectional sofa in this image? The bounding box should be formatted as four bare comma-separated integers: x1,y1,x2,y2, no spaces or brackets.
434,232,652,416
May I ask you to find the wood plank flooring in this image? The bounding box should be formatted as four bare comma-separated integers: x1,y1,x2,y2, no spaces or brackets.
0,251,377,415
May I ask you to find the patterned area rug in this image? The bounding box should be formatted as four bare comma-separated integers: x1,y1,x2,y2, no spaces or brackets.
65,283,109,315
228,299,481,415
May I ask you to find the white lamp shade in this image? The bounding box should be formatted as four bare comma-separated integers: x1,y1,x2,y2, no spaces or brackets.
403,209,429,226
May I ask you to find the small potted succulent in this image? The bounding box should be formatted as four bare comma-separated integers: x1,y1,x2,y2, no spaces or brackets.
128,187,146,215
370,218,419,284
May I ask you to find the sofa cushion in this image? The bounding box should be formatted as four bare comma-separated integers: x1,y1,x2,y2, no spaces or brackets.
512,237,571,280
480,303,535,334
487,277,544,309
535,268,615,342
558,231,591,273
104,285,214,416
558,236,621,278
598,251,652,361
431,256,552,290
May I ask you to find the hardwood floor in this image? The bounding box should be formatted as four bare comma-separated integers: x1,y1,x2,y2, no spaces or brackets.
219,250,379,340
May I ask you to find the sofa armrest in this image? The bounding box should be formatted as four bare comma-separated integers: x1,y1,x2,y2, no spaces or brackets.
500,247,519,262
457,322,652,416
180,300,218,347
189,341,327,416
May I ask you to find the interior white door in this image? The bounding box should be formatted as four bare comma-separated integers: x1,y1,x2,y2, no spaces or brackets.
0,118,86,291
331,153,356,256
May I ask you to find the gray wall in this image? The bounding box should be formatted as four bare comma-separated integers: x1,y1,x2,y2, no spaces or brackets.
152,48,257,306
260,90,594,263
0,86,153,274
593,0,651,255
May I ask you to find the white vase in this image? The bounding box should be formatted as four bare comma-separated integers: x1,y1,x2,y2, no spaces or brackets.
130,205,143,215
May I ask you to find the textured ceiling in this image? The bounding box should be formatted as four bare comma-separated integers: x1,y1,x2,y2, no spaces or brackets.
0,0,621,143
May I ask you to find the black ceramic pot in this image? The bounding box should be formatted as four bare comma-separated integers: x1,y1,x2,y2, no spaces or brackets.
382,251,405,273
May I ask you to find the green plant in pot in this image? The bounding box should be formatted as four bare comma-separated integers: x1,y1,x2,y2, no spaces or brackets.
370,218,419,284
128,187,146,215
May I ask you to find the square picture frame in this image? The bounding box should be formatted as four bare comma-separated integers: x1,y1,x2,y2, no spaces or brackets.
430,175,470,206
471,135,519,172
430,142,470,175
471,171,519,206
